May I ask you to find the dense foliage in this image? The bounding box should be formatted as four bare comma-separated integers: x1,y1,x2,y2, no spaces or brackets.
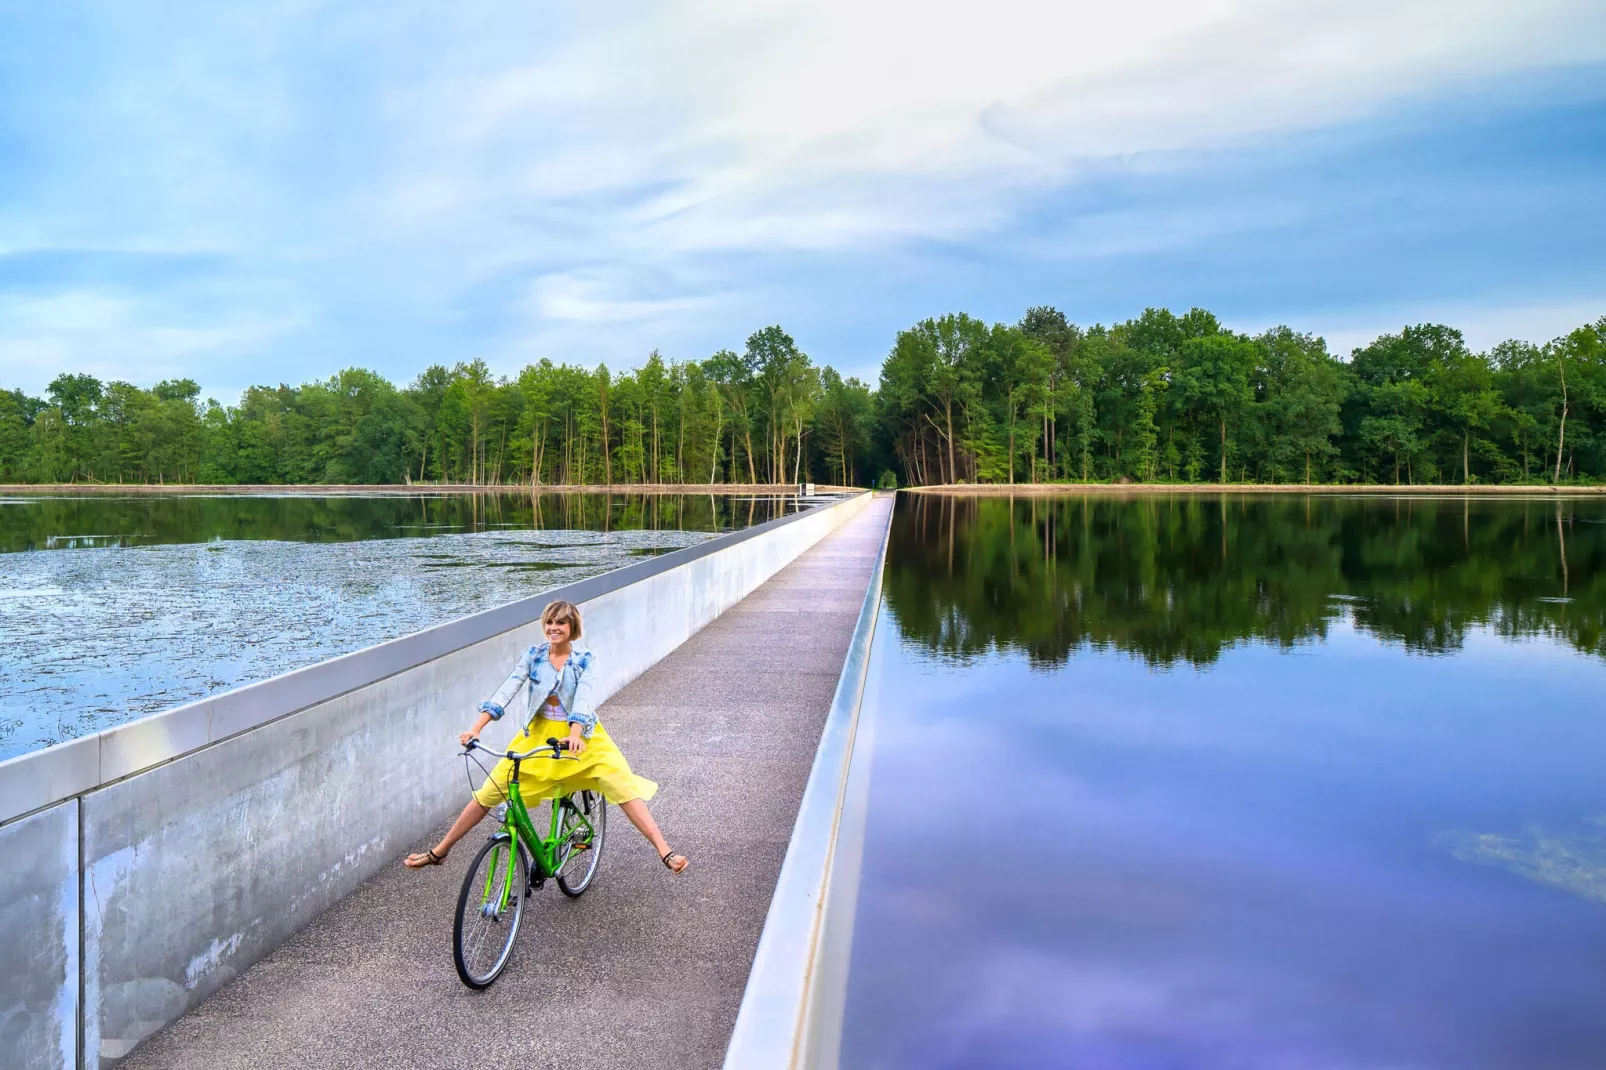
882,308,1606,486
2,309,1602,486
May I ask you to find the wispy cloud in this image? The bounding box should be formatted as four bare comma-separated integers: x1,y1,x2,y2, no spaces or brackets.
1,0,1603,398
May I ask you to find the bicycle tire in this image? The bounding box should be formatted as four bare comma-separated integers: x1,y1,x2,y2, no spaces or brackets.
557,790,606,897
453,833,529,989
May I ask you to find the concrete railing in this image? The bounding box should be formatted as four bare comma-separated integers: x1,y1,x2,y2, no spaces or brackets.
723,493,893,1070
0,490,871,1070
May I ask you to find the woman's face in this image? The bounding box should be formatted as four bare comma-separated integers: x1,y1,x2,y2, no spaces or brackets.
544,617,572,644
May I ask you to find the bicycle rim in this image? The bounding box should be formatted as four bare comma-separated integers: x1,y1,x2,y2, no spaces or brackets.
557,791,606,897
453,834,528,988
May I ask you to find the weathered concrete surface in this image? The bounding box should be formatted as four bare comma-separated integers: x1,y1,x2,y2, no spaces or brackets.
118,494,893,1070
0,799,78,1070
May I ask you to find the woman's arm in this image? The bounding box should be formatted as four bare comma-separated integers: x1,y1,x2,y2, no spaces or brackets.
476,649,532,726
565,650,599,740
459,709,494,748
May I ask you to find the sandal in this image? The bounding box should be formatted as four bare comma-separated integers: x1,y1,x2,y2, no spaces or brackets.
404,847,446,869
661,849,689,875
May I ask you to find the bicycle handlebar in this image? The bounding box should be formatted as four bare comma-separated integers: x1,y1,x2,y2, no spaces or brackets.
463,736,577,762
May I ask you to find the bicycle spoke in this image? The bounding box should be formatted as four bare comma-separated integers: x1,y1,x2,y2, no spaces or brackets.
454,836,527,988
557,792,606,897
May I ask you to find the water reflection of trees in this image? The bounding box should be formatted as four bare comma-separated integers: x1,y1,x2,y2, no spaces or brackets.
0,492,793,552
886,494,1606,668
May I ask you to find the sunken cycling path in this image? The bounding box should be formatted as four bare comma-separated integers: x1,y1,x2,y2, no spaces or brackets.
122,494,895,1070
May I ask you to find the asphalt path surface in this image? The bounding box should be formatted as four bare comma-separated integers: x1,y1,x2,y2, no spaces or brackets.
120,494,894,1070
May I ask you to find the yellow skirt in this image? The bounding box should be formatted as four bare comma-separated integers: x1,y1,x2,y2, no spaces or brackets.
473,717,658,809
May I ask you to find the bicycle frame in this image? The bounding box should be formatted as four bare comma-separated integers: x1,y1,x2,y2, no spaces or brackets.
480,754,600,917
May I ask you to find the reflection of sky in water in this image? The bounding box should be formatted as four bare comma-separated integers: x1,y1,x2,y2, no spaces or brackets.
842,615,1606,1069
0,527,714,760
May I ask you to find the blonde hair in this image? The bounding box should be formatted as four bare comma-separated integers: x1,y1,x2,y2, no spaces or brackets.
540,599,583,641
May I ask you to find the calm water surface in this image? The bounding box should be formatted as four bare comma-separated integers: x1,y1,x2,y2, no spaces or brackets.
842,493,1606,1069
0,491,803,761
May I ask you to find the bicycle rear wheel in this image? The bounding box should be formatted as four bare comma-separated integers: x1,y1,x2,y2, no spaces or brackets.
557,790,606,897
453,833,529,989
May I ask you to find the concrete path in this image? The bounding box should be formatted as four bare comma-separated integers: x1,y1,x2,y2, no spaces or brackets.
121,494,894,1070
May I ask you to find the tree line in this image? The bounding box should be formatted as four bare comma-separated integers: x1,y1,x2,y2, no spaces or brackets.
882,308,1605,486
1,309,1601,487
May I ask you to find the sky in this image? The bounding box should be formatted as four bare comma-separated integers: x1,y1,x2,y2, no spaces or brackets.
1,0,1604,404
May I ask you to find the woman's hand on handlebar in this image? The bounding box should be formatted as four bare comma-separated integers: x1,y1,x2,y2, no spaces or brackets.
459,730,480,749
565,728,587,756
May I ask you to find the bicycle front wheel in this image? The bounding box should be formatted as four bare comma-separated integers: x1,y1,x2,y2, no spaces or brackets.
453,833,529,989
557,790,606,897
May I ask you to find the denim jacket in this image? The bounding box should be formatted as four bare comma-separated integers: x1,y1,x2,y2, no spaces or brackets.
479,643,598,737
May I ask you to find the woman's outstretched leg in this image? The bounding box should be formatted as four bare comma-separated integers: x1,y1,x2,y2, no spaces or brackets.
619,799,689,873
404,798,488,868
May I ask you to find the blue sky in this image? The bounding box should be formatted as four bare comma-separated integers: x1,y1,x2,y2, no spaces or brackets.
1,1,1604,403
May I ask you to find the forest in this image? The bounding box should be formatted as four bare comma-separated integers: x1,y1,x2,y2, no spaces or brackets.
1,308,1602,487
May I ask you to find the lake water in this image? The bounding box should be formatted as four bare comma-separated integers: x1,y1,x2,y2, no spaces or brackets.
841,493,1606,1069
0,491,804,762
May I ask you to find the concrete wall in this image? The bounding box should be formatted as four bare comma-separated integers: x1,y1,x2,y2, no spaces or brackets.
0,491,870,1070
0,800,79,1070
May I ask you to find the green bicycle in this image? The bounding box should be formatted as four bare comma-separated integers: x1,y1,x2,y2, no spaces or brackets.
453,736,607,989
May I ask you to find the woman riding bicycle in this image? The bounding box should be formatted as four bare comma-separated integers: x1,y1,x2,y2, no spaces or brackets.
405,599,689,874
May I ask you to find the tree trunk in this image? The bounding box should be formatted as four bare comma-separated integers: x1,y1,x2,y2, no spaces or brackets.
793,416,804,485
1463,431,1470,485
945,400,956,487
1219,417,1227,485
1554,405,1569,484
1008,410,1015,485
599,387,612,486
709,404,723,484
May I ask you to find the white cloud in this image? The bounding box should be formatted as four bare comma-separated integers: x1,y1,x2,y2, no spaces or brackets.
432,0,1606,251
526,272,716,326
1,0,1602,385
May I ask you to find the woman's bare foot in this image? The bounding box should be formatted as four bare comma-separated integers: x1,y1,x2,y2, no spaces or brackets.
404,846,448,869
661,849,690,875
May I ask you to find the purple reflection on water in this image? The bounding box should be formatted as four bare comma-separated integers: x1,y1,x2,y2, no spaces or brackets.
841,620,1606,1069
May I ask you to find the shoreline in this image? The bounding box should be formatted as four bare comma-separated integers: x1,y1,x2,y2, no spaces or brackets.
905,483,1606,496
0,482,859,496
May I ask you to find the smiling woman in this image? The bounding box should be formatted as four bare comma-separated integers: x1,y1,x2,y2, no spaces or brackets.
402,598,691,876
